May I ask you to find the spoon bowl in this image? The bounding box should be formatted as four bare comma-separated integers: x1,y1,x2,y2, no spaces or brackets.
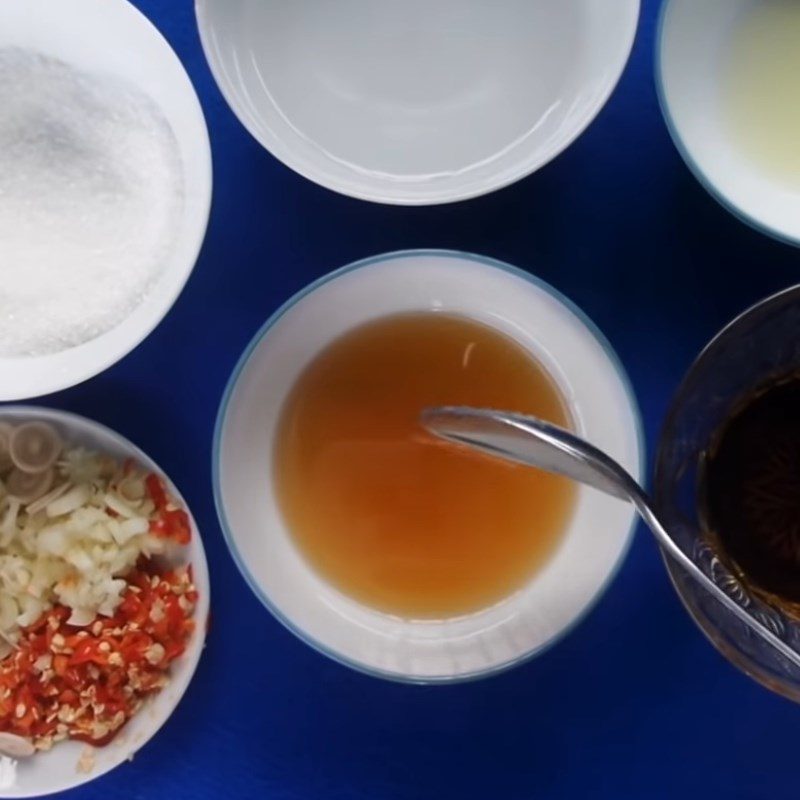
423,406,800,673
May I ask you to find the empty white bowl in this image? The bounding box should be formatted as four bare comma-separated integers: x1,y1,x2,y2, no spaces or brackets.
196,0,639,204
214,251,643,682
0,407,209,799
658,0,800,246
0,0,212,401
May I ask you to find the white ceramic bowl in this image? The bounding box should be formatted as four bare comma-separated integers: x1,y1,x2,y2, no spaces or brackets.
214,251,643,682
657,0,800,246
0,407,210,799
0,0,212,402
196,0,639,205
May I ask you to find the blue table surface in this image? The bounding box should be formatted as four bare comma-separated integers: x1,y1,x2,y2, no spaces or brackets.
34,1,800,799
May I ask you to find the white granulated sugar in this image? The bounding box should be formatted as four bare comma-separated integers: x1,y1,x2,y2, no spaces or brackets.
0,48,184,357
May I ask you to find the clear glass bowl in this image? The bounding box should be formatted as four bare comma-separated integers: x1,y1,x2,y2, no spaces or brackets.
655,286,800,701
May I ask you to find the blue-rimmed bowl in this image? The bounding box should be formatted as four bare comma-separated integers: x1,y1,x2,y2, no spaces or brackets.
213,251,643,683
657,0,800,247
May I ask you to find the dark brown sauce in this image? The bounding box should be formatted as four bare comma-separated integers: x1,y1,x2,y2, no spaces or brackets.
703,374,800,603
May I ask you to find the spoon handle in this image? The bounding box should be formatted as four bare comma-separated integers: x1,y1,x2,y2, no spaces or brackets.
422,406,800,671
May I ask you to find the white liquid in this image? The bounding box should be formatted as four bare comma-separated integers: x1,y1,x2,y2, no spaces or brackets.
723,1,800,189
243,0,582,176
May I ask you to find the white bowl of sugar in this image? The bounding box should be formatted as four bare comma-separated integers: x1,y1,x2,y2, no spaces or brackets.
0,0,212,401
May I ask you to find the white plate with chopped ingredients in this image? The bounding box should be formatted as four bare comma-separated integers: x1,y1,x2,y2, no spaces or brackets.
0,0,212,401
0,407,209,798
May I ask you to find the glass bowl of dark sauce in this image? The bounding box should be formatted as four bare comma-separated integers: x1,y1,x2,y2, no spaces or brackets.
657,285,800,701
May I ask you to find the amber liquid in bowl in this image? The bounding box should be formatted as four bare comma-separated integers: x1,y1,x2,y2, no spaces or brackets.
274,312,576,619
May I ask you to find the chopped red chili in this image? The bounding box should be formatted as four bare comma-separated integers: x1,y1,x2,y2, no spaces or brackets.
145,473,168,512
0,567,197,750
146,474,192,545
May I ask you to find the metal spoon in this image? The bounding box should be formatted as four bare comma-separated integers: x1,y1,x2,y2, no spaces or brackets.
421,405,800,671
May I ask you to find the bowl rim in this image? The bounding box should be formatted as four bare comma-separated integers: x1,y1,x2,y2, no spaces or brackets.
0,0,213,401
194,0,640,206
212,249,645,683
655,0,800,249
654,283,800,492
0,405,210,798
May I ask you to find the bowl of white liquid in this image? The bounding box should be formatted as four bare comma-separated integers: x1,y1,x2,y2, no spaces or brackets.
0,0,212,401
658,0,800,246
196,0,639,205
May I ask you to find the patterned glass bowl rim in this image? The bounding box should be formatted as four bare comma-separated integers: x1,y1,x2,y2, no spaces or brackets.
211,249,645,684
656,283,800,464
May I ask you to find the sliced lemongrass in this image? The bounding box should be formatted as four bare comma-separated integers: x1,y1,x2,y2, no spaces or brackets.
0,423,14,473
104,493,138,519
117,474,145,502
6,468,54,504
46,484,90,518
0,498,20,544
25,481,72,516
111,517,149,546
9,422,62,474
67,607,96,627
